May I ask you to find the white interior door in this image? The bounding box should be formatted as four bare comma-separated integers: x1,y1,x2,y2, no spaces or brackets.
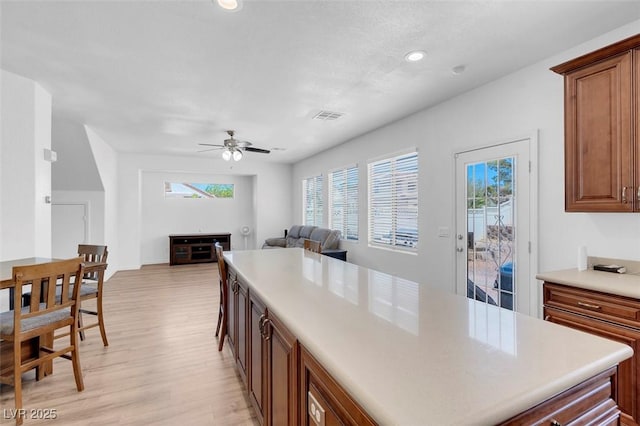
455,137,537,316
52,203,87,258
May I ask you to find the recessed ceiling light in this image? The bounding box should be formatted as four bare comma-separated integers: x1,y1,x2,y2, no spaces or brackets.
217,0,242,11
405,50,426,62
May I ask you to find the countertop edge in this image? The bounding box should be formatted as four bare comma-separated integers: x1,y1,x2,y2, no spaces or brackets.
536,268,640,299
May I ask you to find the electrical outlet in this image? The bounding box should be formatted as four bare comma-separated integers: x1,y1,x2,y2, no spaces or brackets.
308,391,325,426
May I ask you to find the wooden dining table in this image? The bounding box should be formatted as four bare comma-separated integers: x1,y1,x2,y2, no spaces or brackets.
0,257,107,376
1,257,107,299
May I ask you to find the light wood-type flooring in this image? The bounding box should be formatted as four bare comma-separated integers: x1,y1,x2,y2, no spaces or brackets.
0,263,258,425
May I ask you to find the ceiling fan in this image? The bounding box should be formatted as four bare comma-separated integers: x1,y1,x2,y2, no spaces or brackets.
198,130,270,161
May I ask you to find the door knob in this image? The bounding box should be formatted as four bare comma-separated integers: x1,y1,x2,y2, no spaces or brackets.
456,247,464,252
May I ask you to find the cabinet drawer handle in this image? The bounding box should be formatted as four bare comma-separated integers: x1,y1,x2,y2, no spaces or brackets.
637,186,640,202
622,186,627,203
577,301,601,310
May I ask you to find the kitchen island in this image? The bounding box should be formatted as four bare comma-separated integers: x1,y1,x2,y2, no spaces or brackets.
537,261,640,425
223,248,633,425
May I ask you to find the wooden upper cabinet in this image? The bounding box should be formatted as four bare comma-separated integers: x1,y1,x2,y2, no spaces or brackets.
564,52,632,211
635,48,640,210
552,34,640,212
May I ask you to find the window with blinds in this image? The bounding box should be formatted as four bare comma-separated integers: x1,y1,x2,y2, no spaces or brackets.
303,174,323,226
329,165,359,241
368,151,418,250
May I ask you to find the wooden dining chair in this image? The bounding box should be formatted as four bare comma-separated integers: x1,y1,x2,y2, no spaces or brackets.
0,258,85,425
214,242,228,351
304,239,321,253
75,244,109,346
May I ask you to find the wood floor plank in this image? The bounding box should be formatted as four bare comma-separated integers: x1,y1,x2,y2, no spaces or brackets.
0,263,258,425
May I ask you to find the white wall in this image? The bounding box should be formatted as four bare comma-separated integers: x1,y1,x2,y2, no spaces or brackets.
0,69,52,260
118,153,291,269
51,190,105,247
140,172,254,264
52,115,103,190
292,21,640,293
85,126,118,280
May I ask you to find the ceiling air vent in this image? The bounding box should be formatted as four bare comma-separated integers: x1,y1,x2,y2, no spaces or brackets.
313,110,344,121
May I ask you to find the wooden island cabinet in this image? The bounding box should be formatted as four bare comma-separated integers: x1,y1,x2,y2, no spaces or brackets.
227,269,300,426
551,34,640,212
544,282,640,426
223,249,632,425
249,290,267,424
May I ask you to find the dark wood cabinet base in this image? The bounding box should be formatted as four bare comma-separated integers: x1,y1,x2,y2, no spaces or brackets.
169,233,230,265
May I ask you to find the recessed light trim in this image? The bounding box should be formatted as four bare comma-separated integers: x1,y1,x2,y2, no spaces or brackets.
405,50,426,62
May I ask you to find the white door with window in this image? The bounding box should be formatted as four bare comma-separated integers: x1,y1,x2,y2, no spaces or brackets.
455,137,537,316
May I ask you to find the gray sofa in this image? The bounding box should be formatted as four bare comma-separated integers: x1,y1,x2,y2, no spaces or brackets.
262,225,341,251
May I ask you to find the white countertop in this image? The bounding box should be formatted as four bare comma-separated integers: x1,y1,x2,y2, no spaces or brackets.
225,248,633,425
536,268,640,299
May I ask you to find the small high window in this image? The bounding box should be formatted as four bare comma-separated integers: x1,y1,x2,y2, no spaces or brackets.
164,182,234,199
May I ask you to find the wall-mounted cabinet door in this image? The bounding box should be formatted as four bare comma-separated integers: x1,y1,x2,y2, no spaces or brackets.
635,48,640,210
552,34,640,213
563,51,633,212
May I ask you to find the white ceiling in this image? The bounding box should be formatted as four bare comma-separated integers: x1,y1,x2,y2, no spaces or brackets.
2,1,639,164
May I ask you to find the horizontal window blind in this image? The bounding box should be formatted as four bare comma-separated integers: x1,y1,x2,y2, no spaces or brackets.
303,174,323,226
368,151,418,249
329,165,359,241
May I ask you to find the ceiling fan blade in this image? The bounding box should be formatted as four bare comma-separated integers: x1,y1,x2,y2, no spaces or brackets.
244,147,271,154
198,143,225,147
197,147,224,153
236,140,252,148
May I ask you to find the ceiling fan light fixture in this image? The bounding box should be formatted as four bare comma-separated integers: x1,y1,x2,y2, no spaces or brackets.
222,150,232,161
232,149,243,161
